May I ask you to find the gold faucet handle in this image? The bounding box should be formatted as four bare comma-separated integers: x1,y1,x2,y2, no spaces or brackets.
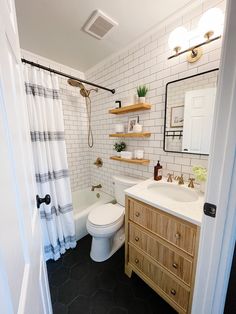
188,178,195,188
174,174,184,185
167,173,173,182
179,174,184,185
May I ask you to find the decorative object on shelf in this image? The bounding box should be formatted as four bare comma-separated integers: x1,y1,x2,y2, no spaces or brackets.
137,85,148,103
122,95,137,106
154,160,162,181
133,123,143,133
168,8,224,62
170,105,184,128
134,150,144,159
128,116,139,133
93,157,103,168
120,151,133,159
109,103,151,114
115,124,124,133
113,141,126,157
192,166,207,193
110,156,150,165
115,100,121,108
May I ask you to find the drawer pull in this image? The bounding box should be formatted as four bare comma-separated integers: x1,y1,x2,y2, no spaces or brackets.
135,236,139,242
135,258,139,264
175,232,181,239
170,289,176,296
172,263,178,269
135,212,140,217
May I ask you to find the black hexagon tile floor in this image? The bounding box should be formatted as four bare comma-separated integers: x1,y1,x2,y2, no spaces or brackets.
47,235,177,314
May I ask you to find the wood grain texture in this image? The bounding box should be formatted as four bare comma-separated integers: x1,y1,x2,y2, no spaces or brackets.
187,225,200,312
129,245,190,312
129,222,193,286
128,197,197,256
125,197,133,278
125,196,201,314
109,103,151,114
109,132,151,138
110,156,150,165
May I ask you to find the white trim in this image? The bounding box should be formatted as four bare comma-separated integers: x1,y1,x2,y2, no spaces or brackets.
17,264,30,314
213,158,236,313
0,255,14,314
192,0,236,312
40,251,53,314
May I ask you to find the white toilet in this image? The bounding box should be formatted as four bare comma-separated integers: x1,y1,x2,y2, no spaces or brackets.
86,175,142,262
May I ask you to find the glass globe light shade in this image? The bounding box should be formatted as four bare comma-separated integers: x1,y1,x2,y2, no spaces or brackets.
198,8,224,39
168,27,188,52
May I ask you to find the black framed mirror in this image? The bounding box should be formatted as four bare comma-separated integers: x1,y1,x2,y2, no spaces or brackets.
163,68,219,155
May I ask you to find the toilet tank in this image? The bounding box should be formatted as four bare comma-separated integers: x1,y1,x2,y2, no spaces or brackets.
112,175,142,206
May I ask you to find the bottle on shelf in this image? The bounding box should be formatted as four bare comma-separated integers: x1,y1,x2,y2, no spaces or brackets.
154,160,162,181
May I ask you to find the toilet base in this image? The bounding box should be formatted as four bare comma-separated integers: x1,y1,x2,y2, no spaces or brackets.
90,226,125,262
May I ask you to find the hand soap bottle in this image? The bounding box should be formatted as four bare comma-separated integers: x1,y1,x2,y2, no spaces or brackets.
154,160,162,181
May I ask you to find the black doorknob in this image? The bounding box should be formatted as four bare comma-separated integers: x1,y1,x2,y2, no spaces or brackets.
36,194,51,209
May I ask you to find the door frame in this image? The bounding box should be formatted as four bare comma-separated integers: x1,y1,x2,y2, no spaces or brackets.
192,0,236,312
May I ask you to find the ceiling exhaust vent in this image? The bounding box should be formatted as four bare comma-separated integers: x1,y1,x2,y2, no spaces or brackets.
83,9,118,40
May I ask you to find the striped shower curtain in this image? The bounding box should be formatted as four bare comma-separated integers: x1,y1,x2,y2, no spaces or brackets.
23,65,76,261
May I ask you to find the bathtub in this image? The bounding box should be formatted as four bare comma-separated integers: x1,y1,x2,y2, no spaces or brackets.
72,188,114,241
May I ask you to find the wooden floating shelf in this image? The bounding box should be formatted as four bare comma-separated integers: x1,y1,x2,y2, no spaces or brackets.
109,132,151,138
110,156,150,165
109,103,151,115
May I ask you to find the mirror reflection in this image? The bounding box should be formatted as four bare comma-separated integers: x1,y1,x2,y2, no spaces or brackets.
164,69,219,155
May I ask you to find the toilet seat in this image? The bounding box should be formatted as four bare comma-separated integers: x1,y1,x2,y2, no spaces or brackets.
88,203,124,228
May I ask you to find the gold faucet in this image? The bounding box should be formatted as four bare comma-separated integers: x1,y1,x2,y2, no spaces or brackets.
93,157,103,168
91,184,102,191
188,178,195,188
175,174,184,185
167,173,173,182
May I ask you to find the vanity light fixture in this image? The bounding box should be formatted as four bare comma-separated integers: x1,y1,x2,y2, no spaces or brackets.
168,8,224,62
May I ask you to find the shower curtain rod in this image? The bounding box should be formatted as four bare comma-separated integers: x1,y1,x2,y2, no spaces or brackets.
21,58,116,94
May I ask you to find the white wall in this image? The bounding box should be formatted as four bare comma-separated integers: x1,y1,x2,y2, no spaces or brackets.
85,0,225,196
21,50,91,192
21,0,226,197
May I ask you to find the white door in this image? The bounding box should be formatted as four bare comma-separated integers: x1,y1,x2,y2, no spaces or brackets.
0,0,52,313
192,0,236,313
182,88,216,154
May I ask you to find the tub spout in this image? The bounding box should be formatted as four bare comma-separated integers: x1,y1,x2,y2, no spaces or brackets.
91,184,102,191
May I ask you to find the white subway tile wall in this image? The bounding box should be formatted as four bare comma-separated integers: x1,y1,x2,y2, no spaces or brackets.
85,0,225,196
21,50,91,192
21,0,225,197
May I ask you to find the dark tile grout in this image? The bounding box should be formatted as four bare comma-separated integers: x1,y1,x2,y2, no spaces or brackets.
47,235,177,314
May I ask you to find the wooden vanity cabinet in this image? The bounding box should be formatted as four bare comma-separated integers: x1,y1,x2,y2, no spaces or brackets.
125,196,200,314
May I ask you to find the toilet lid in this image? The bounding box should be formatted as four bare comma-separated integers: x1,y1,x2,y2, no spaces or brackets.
88,203,124,226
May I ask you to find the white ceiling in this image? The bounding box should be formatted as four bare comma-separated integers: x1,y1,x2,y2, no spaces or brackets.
15,0,193,72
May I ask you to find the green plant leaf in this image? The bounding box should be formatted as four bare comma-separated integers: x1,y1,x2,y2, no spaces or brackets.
137,85,148,97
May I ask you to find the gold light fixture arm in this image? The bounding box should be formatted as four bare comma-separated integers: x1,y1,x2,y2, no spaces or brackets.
168,35,221,61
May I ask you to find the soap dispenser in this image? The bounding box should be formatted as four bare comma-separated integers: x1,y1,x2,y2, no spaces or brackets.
154,160,162,181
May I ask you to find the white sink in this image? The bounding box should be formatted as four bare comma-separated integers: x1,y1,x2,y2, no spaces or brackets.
147,182,199,203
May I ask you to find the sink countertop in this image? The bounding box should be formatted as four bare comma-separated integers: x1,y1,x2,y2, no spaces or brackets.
125,178,204,226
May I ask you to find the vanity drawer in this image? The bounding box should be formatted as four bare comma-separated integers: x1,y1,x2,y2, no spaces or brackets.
128,198,197,256
128,245,189,312
129,222,193,286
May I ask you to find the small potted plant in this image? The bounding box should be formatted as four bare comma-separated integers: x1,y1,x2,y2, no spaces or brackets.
114,141,126,157
192,166,207,193
137,85,148,103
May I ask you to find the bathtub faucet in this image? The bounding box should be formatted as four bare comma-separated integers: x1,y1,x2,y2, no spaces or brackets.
91,184,102,191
